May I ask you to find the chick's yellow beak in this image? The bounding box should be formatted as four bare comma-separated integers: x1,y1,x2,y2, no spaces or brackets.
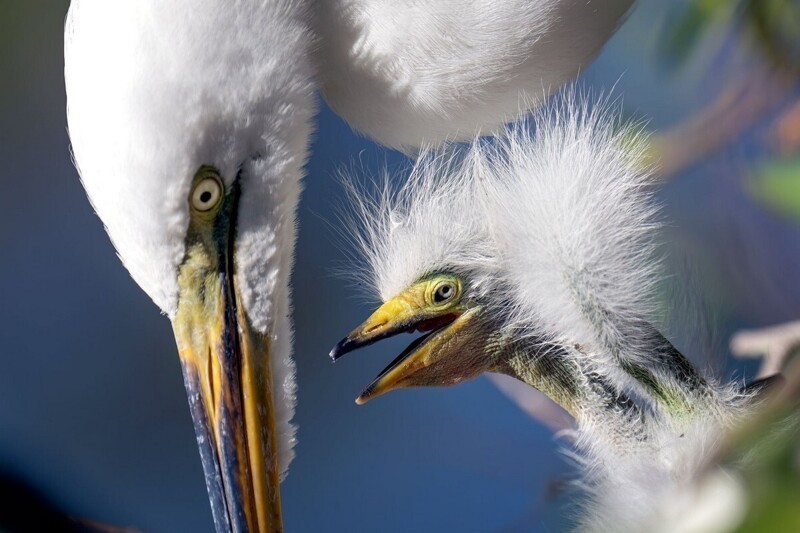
330,291,457,361
331,281,487,405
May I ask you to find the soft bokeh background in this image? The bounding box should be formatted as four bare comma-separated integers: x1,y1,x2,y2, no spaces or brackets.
2,1,799,531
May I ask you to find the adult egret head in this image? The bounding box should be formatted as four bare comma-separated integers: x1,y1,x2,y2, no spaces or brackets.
65,1,314,530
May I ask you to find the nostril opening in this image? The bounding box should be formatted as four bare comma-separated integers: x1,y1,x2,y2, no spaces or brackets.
363,321,386,335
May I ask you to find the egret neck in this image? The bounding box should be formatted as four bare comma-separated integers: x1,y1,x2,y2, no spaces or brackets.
496,339,645,430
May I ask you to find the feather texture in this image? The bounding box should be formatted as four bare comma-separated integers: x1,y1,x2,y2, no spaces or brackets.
339,148,500,304
342,88,762,530
64,0,316,478
486,92,763,531
316,0,633,150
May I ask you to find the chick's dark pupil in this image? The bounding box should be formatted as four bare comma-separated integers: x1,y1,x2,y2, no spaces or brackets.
200,191,212,203
436,285,453,302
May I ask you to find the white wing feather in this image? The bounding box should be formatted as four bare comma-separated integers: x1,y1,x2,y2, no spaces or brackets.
317,0,633,150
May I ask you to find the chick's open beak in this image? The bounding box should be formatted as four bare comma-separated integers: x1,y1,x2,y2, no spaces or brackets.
330,295,459,361
331,291,485,405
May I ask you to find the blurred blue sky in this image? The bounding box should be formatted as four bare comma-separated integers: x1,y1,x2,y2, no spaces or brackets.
2,1,800,531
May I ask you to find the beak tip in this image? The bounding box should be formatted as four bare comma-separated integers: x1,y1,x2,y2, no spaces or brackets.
355,389,374,405
329,337,353,362
356,383,378,406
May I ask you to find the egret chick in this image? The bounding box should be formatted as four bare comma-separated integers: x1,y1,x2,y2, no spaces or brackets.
331,93,773,530
329,138,648,450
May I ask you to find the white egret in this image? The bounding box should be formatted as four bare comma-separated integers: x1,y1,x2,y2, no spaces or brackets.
64,0,632,530
330,130,651,455
331,92,781,530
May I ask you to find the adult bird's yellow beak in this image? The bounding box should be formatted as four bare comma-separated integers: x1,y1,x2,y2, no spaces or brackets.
171,169,282,533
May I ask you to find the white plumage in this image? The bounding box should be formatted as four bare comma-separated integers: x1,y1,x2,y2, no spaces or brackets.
489,96,660,370
317,0,634,150
65,0,315,478
485,96,750,531
341,149,499,303
64,0,633,528
342,90,766,531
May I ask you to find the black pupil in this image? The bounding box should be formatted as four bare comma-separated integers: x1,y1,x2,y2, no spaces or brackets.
200,190,213,203
436,285,453,302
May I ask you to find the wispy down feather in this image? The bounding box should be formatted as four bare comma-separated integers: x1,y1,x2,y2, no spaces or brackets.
337,146,501,303
339,88,764,531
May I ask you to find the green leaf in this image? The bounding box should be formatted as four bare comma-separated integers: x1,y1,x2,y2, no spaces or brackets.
749,158,800,223
658,0,738,69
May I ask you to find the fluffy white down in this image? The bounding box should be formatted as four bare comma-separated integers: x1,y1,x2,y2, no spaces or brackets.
483,96,760,531
344,91,760,530
574,381,755,532
488,95,668,384
316,0,633,151
340,148,500,303
64,0,316,476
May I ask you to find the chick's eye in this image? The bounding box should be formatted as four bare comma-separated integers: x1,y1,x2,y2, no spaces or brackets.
192,177,222,211
433,282,456,304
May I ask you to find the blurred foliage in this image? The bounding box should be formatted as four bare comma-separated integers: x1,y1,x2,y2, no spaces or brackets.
660,0,800,74
729,367,800,532
749,158,800,223
747,0,800,73
653,0,800,231
737,430,800,532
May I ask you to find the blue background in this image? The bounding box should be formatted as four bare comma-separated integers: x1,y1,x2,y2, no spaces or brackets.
2,1,799,531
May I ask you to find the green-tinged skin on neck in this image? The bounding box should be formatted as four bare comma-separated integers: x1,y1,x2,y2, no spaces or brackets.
619,338,711,421
569,269,711,419
491,336,644,427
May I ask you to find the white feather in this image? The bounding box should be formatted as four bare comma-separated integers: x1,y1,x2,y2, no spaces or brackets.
573,384,754,532
339,148,500,303
64,0,316,477
65,0,633,482
316,0,634,150
480,93,760,530
488,93,663,374
342,88,762,530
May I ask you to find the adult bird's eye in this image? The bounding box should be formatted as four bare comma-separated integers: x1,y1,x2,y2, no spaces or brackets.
433,282,455,304
192,176,223,212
